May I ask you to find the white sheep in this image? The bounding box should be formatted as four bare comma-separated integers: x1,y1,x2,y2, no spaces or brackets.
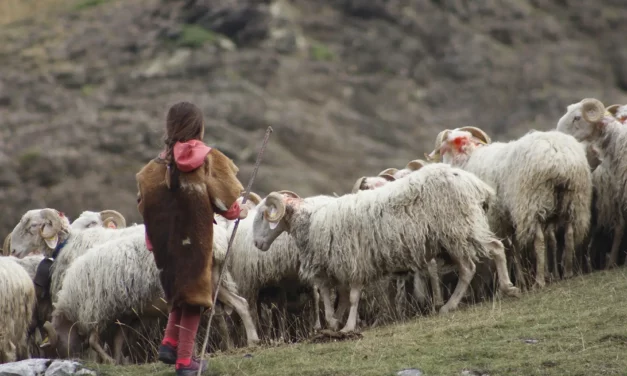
0,257,36,363
252,163,520,333
9,208,145,301
556,98,627,269
70,210,127,230
218,192,333,338
352,161,445,316
429,126,593,289
43,224,260,364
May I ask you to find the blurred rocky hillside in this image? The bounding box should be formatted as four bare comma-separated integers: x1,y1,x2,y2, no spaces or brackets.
0,0,626,236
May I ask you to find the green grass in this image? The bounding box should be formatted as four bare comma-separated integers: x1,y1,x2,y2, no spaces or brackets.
84,268,627,375
176,25,220,49
72,0,110,11
310,41,335,61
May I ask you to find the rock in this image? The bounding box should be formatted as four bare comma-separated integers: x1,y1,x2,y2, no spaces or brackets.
0,359,51,376
397,369,424,376
0,359,97,376
45,360,97,376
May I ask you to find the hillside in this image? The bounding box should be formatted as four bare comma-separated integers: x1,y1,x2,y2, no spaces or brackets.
1,0,627,234
84,268,627,375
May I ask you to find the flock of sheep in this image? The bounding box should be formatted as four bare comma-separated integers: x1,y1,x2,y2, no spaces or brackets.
1,97,626,365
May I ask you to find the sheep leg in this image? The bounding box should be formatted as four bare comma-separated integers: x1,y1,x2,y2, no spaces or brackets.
217,289,260,347
318,285,339,330
312,285,322,331
339,284,363,333
89,330,115,364
113,326,125,365
533,224,546,289
395,277,408,319
561,222,575,278
606,217,625,269
332,286,351,324
411,272,428,308
545,223,559,280
215,314,233,351
439,254,476,314
427,258,444,310
486,240,520,297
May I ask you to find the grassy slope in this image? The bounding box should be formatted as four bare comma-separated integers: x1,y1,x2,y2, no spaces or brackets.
87,268,627,376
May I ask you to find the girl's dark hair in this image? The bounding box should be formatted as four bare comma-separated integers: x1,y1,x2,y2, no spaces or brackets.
163,101,205,191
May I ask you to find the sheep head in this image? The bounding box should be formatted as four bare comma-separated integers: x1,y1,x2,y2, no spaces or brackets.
42,314,83,359
556,98,611,142
100,210,126,229
253,191,301,252
393,159,428,179
434,128,487,165
425,129,451,162
606,104,627,124
11,209,70,258
351,175,395,193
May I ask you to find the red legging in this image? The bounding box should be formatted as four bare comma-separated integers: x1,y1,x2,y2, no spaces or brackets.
161,304,202,367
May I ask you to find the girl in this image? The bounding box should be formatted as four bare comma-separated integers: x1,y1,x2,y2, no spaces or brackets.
136,101,247,375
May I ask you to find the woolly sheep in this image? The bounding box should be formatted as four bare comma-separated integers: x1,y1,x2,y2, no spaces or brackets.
253,163,520,333
0,257,36,363
429,126,593,289
43,224,259,363
352,161,444,312
556,99,627,269
9,208,145,301
70,210,127,230
218,192,333,336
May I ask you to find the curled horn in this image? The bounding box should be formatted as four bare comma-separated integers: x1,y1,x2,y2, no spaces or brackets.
40,209,64,238
405,159,427,171
264,192,286,222
100,210,127,229
2,233,10,256
581,98,605,123
378,168,398,177
247,192,262,206
456,126,491,144
379,174,396,182
606,104,621,117
352,177,367,193
277,190,301,199
42,321,58,347
426,129,451,162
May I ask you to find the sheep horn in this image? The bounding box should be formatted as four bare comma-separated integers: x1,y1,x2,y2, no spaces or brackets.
351,177,367,193
99,210,127,229
264,192,286,222
277,190,301,199
405,159,427,171
42,321,58,347
378,168,398,177
427,129,452,162
606,104,621,117
456,126,491,144
246,192,262,206
581,98,605,123
2,233,10,256
379,174,396,182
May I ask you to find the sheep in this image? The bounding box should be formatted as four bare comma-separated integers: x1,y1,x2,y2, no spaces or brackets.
70,210,127,230
428,126,593,289
9,208,145,301
42,223,260,364
0,257,36,363
252,163,520,333
556,98,627,269
352,161,445,317
218,192,334,340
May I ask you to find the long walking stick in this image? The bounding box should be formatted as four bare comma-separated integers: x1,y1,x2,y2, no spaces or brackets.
197,126,273,374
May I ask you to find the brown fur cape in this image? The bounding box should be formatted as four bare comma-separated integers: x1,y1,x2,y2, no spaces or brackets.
136,148,244,309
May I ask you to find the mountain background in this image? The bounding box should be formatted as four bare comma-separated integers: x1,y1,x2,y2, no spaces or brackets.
0,0,626,236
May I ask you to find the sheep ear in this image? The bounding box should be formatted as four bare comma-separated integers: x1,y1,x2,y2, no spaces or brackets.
269,221,279,230
40,209,63,250
42,232,59,250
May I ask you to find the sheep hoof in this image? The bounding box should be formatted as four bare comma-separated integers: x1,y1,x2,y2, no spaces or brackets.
247,339,260,347
328,318,340,331
502,286,521,298
313,323,322,331
563,270,574,279
532,280,545,290
438,305,453,315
